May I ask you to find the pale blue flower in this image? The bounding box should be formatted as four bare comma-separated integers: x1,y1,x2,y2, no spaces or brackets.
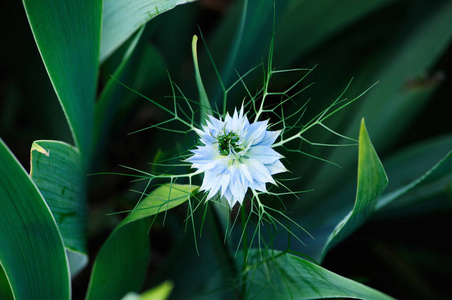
187,107,286,207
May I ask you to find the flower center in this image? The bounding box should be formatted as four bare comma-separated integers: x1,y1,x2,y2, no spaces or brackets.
217,131,243,155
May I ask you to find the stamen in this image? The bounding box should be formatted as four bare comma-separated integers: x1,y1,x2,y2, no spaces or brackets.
217,131,242,155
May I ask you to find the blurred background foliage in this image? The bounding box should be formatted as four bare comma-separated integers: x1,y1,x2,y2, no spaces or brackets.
1,0,451,299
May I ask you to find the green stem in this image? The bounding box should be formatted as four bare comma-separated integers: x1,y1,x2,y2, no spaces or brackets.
240,206,249,296
208,204,243,299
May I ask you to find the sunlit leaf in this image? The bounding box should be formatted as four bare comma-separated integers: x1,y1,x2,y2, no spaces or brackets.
0,139,70,299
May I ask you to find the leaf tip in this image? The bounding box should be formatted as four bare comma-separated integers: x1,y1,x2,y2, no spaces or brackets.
31,143,50,157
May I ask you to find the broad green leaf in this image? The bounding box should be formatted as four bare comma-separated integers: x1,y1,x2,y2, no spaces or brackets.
22,0,102,162
101,0,197,62
321,119,388,259
86,184,198,300
30,140,88,276
0,139,70,299
243,249,394,299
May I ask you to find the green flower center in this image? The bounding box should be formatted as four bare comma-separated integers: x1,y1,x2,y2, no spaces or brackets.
217,131,243,155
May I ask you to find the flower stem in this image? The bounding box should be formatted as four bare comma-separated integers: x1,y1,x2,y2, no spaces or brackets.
208,204,243,299
240,205,249,297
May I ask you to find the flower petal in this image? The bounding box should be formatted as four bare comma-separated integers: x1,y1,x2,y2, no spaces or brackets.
244,158,275,185
258,130,280,146
243,121,268,146
247,145,283,164
228,167,247,203
188,107,287,208
249,179,267,192
223,188,236,207
266,160,287,175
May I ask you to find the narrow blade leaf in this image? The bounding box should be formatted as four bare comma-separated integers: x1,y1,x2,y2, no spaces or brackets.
192,35,212,124
22,0,102,160
0,139,70,299
321,119,388,259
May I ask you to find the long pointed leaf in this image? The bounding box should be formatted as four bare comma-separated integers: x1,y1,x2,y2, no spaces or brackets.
192,35,212,124
0,139,70,299
321,119,388,260
22,0,102,161
101,0,196,62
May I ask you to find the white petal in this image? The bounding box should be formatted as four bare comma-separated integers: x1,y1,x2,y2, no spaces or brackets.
194,128,205,136
266,160,287,175
249,179,267,192
244,121,268,146
219,173,231,197
258,130,280,146
224,112,233,131
237,162,254,184
244,158,275,184
201,172,222,200
228,167,247,202
247,145,283,164
190,107,288,207
200,133,217,144
207,114,224,130
223,189,236,207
